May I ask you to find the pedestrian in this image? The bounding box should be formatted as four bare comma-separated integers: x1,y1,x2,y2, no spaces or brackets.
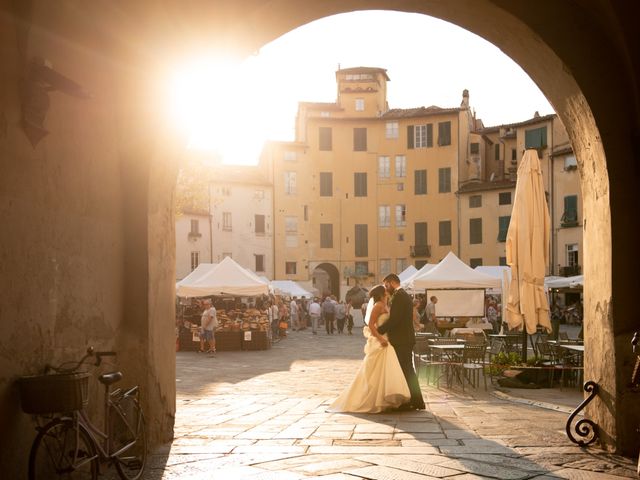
309,297,321,335
345,301,354,335
336,300,347,334
198,299,217,355
425,296,438,330
278,300,289,337
550,302,562,340
322,296,336,334
290,296,299,331
412,298,423,332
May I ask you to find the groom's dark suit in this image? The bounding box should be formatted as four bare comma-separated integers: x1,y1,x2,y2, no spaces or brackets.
377,287,425,409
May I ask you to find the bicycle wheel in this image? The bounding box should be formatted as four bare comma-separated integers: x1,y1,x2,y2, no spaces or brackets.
109,395,147,480
28,417,98,480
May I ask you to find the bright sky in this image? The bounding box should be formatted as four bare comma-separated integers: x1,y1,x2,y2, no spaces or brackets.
169,10,553,165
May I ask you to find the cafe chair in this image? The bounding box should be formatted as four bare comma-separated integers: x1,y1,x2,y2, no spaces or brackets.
460,343,488,392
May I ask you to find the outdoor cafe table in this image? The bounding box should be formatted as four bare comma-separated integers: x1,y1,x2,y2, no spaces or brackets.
555,343,585,388
428,343,466,388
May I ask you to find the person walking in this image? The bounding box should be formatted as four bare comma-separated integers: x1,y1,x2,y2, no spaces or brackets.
345,301,354,335
336,300,347,334
322,296,336,335
377,274,425,411
290,297,299,331
309,298,321,335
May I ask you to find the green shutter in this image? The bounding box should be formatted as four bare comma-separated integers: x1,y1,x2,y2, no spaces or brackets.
426,124,433,147
562,195,578,225
498,216,510,242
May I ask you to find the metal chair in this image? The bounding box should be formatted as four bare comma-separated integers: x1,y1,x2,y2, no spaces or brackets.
460,344,488,391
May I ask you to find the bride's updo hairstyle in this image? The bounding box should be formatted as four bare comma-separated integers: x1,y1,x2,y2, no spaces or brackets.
369,285,386,303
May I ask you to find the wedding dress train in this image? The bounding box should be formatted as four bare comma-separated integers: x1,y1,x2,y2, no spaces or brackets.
328,313,410,413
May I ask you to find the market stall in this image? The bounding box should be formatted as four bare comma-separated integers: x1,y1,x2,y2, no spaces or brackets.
176,257,272,351
409,252,501,335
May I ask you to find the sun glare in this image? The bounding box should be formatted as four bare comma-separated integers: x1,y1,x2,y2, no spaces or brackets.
169,57,267,165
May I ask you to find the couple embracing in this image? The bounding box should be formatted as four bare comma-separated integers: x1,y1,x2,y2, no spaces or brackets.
329,274,425,413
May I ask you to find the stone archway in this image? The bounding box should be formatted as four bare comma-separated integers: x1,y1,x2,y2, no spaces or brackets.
1,4,640,476
313,263,340,299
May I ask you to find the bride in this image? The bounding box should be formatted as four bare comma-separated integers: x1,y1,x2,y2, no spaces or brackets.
328,285,411,413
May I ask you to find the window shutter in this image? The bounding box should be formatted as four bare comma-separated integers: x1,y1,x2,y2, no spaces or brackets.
414,222,427,246
407,125,414,149
498,216,510,242
355,224,368,257
439,221,451,246
426,124,433,147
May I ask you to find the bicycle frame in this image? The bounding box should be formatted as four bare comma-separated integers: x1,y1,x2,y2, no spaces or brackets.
76,384,141,462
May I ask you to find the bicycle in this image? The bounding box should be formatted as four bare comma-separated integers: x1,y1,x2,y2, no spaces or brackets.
18,347,147,479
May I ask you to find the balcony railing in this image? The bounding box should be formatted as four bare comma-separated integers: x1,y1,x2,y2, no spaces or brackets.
410,244,431,257
560,265,581,276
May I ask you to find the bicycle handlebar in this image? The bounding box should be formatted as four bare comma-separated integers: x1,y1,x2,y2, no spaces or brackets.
45,346,117,373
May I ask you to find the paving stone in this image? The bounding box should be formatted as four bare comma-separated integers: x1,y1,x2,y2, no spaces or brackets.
346,465,441,479
350,453,463,477
296,458,371,475
308,445,439,454
440,444,516,455
439,458,533,479
351,433,395,440
354,423,396,434
401,438,460,447
548,468,635,479
450,453,551,472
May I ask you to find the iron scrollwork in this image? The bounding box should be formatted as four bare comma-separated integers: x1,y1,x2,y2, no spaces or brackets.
565,380,599,446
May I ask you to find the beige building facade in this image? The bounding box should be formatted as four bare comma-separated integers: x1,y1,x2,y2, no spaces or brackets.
458,114,579,276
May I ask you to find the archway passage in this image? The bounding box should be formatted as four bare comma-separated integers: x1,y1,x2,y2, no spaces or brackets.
313,263,340,299
1,3,640,476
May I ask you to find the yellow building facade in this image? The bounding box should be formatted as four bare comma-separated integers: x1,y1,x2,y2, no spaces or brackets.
268,67,476,297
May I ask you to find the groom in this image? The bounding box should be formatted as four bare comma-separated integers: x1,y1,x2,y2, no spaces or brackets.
378,273,426,411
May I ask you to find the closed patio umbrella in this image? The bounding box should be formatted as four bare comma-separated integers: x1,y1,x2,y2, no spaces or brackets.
506,149,552,359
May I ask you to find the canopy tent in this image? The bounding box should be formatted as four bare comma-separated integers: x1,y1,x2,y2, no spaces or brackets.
474,265,511,294
398,265,418,283
545,275,584,290
271,280,313,298
176,256,270,297
401,263,437,292
176,263,218,287
409,252,500,317
410,252,501,290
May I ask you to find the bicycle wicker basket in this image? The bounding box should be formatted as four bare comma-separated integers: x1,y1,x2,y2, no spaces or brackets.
17,372,90,414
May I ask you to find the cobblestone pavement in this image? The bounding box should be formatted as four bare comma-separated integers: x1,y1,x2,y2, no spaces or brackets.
150,329,638,479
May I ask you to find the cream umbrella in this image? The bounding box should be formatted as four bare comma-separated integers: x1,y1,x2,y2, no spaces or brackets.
506,150,552,358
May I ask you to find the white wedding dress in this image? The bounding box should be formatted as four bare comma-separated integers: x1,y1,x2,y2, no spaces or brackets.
328,313,411,413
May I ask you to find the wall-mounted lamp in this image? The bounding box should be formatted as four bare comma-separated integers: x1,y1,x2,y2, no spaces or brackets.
21,56,91,147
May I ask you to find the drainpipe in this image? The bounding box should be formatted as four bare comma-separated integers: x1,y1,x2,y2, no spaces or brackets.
208,183,214,263
456,113,462,258
549,119,555,275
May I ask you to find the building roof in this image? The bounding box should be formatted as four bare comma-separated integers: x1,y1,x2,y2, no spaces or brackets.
382,106,463,119
477,113,557,133
457,179,516,194
336,66,390,81
298,101,342,110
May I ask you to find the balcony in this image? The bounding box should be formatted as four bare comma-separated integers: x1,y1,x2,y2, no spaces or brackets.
560,265,581,276
410,244,431,257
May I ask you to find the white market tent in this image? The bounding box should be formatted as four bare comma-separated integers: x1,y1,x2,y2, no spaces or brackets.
176,263,218,288
474,265,511,295
545,275,584,290
398,265,418,283
271,280,313,298
401,263,437,292
409,252,501,317
176,256,270,297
